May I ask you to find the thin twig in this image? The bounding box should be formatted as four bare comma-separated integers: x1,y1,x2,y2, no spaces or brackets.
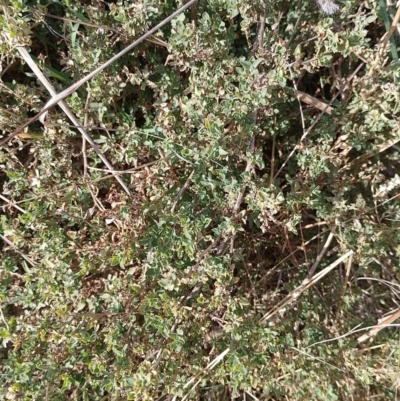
257,228,330,286
82,94,90,178
0,194,27,214
218,97,258,253
274,63,364,179
14,46,132,196
298,222,308,264
367,5,400,78
290,66,306,138
2,159,163,211
306,322,400,349
0,0,198,146
0,306,9,331
0,234,37,267
35,10,167,47
302,231,334,282
171,170,194,212
181,348,230,401
290,346,346,373
269,136,275,187
29,121,166,137
259,250,354,325
87,158,164,177
252,1,267,53
336,252,353,319
245,390,260,401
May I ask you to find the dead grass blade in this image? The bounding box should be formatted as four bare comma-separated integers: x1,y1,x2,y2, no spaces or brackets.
0,194,27,214
302,231,334,282
0,0,198,146
180,348,230,401
357,309,400,343
259,250,354,325
294,90,333,114
16,46,132,197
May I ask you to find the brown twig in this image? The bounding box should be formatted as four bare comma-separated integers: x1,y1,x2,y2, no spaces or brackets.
171,170,194,212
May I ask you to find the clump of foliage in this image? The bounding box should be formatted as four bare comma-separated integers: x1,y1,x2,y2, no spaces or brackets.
1,0,400,400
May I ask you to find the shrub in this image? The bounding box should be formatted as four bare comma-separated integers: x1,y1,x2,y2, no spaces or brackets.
1,0,399,399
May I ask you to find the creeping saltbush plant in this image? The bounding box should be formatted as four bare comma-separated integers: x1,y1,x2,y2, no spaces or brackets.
1,0,400,399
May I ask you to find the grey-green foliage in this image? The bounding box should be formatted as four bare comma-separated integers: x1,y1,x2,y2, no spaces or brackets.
1,0,400,399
